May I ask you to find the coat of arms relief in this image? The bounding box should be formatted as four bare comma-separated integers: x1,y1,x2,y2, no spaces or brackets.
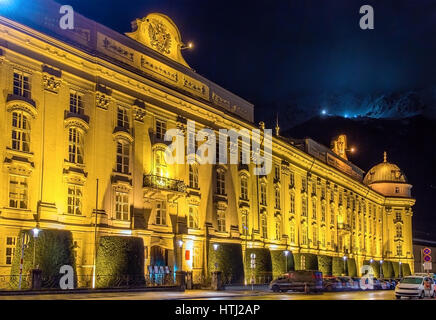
147,19,172,54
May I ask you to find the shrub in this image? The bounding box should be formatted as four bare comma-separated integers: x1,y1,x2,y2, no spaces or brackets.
370,261,380,278
347,258,357,277
11,229,77,289
402,263,412,276
270,250,294,278
382,261,394,278
317,255,332,276
208,243,244,284
95,236,145,288
332,257,345,276
392,262,400,278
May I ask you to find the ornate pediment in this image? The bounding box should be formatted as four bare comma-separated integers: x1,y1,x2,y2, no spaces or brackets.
126,13,190,68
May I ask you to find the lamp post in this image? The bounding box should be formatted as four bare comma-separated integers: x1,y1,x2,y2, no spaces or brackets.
380,260,383,278
284,250,290,274
343,256,347,275
399,261,402,278
31,227,40,269
177,240,184,272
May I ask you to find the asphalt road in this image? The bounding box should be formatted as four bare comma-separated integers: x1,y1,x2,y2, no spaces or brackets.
0,289,432,300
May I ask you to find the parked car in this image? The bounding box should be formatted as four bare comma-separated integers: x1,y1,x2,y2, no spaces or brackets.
269,270,323,293
323,276,342,292
338,276,356,291
395,275,435,299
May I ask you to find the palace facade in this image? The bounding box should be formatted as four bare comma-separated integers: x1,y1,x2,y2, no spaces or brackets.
0,0,415,284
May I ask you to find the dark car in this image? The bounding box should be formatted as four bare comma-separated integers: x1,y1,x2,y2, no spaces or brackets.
269,270,323,293
323,276,343,292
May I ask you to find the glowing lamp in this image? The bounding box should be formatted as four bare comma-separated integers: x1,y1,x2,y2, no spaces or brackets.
213,243,219,251
32,228,40,238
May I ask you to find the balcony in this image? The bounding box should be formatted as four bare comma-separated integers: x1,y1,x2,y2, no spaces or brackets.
143,174,186,200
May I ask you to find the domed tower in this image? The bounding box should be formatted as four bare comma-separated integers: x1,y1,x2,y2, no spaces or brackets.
363,152,412,198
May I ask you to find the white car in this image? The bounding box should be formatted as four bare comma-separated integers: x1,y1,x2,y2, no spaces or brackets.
395,275,435,299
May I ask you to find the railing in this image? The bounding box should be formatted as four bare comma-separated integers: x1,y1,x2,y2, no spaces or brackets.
143,174,186,193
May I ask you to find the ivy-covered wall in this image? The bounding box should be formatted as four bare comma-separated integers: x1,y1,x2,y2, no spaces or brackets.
332,257,345,276
317,255,332,276
294,253,318,271
392,262,400,278
95,236,145,288
208,243,244,284
347,258,357,277
11,229,77,289
243,248,272,280
402,263,412,276
382,261,394,278
270,250,294,278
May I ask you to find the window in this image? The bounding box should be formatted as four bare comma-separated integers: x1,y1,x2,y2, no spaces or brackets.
302,197,307,217
155,201,166,225
69,91,84,115
13,70,31,98
260,183,267,205
274,166,280,181
321,185,326,199
12,111,30,152
155,118,166,139
115,192,129,221
331,232,335,249
189,165,199,189
217,211,226,232
188,206,199,229
395,187,400,193
311,198,317,219
5,237,16,265
68,128,84,164
290,192,295,214
67,185,82,215
289,171,295,187
301,255,306,269
301,225,308,245
289,221,295,244
321,204,326,222
302,177,307,193
275,188,281,209
275,218,281,240
9,175,28,209
396,211,402,221
330,206,335,225
312,225,318,246
396,224,402,238
339,192,343,205
216,170,226,195
116,141,130,174
242,212,248,236
117,106,129,129
261,214,268,239
396,244,403,256
240,176,248,200
154,150,167,177
321,229,326,247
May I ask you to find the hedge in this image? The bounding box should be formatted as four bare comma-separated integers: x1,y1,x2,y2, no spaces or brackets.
243,248,272,280
392,262,400,278
317,255,332,276
402,263,412,276
208,243,244,284
95,236,145,288
11,229,77,289
270,250,294,278
347,258,357,277
332,257,345,276
370,261,381,278
293,253,318,271
382,261,394,278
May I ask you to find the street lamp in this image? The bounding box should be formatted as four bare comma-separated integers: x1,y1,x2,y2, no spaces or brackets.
343,256,347,275
380,260,383,278
399,261,402,278
213,243,219,251
31,228,41,269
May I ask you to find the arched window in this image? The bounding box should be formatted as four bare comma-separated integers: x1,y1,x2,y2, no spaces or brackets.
275,188,281,209
261,214,268,239
260,183,267,205
216,169,226,195
275,217,281,240
12,111,30,152
217,211,226,232
189,165,199,189
240,176,248,200
289,220,295,244
154,149,167,177
396,224,402,238
116,141,130,174
188,206,199,229
68,128,84,164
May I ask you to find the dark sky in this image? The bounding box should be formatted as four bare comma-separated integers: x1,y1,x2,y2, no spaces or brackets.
8,0,436,127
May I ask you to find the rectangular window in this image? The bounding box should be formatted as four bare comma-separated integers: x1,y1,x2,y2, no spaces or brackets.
117,107,129,129
9,175,28,209
289,171,295,187
116,142,130,174
242,214,248,236
290,193,295,214
155,118,166,139
261,215,267,239
217,212,226,232
115,192,129,221
68,128,84,164
13,71,31,98
302,198,307,217
321,204,326,222
275,188,281,209
155,201,166,225
189,165,199,189
274,166,280,181
216,171,226,195
240,177,248,200
188,206,198,229
5,237,16,265
12,111,30,152
312,198,317,219
67,185,83,215
69,91,84,115
302,177,307,193
260,184,267,205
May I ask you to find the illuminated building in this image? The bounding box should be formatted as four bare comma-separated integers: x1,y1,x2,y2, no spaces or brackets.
0,1,414,284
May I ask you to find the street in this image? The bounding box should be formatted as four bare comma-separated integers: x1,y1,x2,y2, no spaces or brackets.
0,289,431,300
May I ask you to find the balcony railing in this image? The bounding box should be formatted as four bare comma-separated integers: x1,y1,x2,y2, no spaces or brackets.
143,174,186,193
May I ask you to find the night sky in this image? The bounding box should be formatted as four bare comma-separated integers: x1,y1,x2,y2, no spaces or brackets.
55,0,436,128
